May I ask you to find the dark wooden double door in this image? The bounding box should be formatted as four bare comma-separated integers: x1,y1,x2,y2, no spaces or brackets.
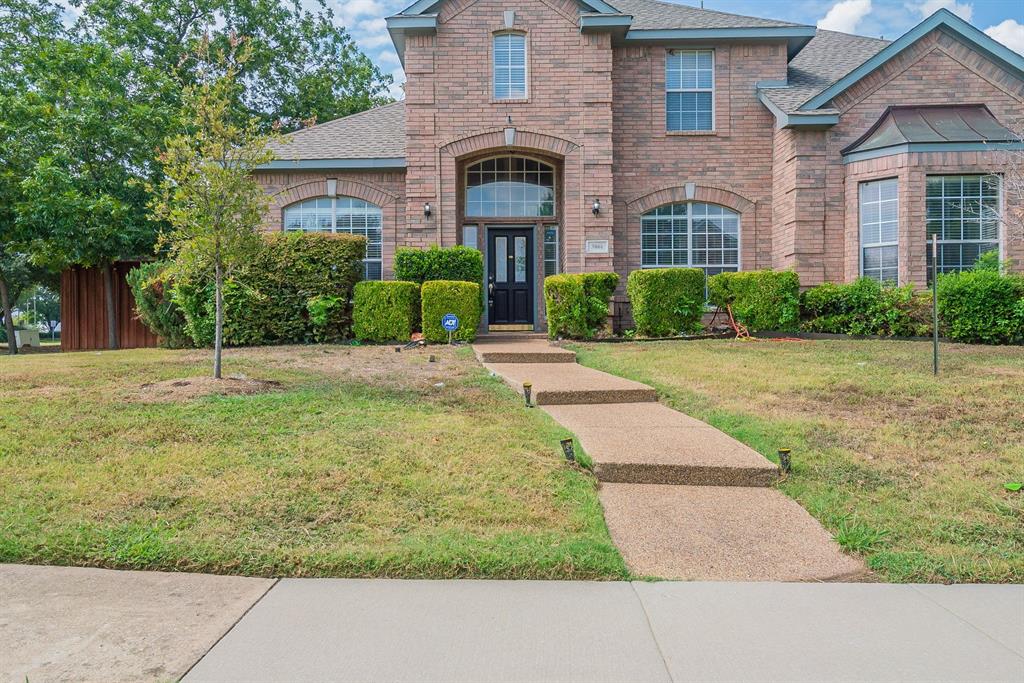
487,228,534,327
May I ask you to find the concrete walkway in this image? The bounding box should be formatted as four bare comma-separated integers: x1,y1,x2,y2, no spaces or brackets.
475,337,864,581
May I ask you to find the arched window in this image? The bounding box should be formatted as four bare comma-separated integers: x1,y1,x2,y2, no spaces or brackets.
283,197,383,280
465,156,555,217
640,202,739,276
493,33,526,100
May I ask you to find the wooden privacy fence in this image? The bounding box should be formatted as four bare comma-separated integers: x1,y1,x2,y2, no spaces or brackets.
60,262,159,351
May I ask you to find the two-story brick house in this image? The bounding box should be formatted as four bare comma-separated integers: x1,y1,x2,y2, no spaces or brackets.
257,2,1024,332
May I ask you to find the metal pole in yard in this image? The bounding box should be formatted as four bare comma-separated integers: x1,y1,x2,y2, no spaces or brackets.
932,234,939,376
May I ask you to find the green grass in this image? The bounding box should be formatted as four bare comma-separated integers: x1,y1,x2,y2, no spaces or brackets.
572,339,1024,583
0,345,626,579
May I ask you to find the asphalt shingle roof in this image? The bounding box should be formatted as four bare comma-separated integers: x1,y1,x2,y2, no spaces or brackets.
760,29,890,113
609,0,807,30
268,101,406,160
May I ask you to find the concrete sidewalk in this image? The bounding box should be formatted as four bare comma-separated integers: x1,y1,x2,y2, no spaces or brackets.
185,579,1023,683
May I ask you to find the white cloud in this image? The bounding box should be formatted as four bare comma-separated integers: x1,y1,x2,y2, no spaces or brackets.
333,0,385,28
376,50,401,65
916,0,973,22
985,19,1024,55
355,18,392,48
817,0,873,33
387,67,406,100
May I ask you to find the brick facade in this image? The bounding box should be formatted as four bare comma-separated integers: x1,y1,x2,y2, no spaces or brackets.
257,7,1024,329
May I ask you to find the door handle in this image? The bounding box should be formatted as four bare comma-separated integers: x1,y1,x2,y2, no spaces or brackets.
488,282,494,294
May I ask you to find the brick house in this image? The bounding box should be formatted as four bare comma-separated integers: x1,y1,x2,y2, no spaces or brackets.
256,3,1024,333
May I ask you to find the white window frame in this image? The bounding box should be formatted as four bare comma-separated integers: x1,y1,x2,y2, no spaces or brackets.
859,178,900,284
925,174,1002,281
665,49,715,132
283,196,383,280
639,202,740,274
493,32,527,101
543,225,559,277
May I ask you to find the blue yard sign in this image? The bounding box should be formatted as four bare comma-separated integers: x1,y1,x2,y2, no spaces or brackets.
441,314,460,332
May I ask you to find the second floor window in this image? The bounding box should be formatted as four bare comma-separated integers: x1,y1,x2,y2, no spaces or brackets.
666,49,713,132
494,33,526,100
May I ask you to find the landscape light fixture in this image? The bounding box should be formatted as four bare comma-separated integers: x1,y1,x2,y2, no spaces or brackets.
523,381,533,407
424,202,431,217
592,199,601,216
560,438,575,463
777,448,792,474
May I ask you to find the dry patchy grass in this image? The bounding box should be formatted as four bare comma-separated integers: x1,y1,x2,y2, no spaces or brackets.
0,344,625,579
573,339,1024,583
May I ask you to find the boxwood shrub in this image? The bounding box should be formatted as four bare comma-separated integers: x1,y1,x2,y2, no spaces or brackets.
936,269,1024,344
353,281,421,342
173,232,365,346
708,270,800,332
626,268,705,337
125,261,193,348
421,280,481,342
394,245,483,284
800,278,931,337
543,272,619,339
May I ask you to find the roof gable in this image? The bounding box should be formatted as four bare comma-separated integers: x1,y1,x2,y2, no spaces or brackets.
800,8,1024,111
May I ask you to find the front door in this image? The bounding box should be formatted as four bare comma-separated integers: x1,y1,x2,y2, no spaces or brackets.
487,228,534,328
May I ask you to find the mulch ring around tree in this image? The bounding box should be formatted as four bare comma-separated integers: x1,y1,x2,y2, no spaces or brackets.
136,375,282,403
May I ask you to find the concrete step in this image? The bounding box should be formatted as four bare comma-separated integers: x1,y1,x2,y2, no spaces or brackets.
472,339,576,364
543,403,778,487
483,362,657,405
599,483,867,582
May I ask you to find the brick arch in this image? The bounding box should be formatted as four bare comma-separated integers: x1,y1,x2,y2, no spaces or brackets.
268,177,399,216
439,128,580,160
627,184,755,215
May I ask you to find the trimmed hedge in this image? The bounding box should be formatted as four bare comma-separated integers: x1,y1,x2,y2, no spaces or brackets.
421,280,481,342
544,272,619,339
708,270,800,332
394,245,483,284
125,261,193,348
626,268,705,337
173,232,365,347
936,269,1024,344
353,280,421,342
800,278,931,337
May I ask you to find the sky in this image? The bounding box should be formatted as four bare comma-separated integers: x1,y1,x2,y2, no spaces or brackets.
54,0,1023,99
343,0,1024,99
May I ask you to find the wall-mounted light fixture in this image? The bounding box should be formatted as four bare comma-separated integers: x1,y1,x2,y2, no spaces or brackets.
424,202,432,217
592,199,601,216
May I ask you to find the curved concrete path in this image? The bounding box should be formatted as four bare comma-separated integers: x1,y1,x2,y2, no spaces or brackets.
475,336,865,581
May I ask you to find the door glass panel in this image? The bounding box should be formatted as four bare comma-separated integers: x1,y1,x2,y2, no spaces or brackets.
514,236,527,283
495,236,508,282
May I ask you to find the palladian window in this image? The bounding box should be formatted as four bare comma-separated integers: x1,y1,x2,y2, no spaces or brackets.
465,156,555,217
283,196,383,280
640,202,739,277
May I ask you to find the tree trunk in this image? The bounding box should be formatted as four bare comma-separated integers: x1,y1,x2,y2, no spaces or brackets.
0,276,17,356
101,263,119,350
213,262,223,379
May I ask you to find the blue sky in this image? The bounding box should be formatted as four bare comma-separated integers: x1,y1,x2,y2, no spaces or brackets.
336,0,1023,98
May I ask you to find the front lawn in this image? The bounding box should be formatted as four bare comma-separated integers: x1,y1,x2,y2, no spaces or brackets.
0,345,626,579
573,339,1024,583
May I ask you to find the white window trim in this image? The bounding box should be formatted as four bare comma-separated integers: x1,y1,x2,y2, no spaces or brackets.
543,225,559,277
283,196,383,280
665,48,715,133
925,174,1003,278
858,178,900,284
493,31,528,101
639,202,741,272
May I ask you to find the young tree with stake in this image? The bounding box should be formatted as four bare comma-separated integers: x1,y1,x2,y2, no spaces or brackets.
152,39,275,378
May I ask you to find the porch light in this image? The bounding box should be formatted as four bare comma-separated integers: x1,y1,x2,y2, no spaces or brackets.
560,438,576,463
423,202,431,217
778,448,792,474
592,199,601,216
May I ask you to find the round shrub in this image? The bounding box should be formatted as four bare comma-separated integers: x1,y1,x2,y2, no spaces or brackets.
708,270,800,332
421,280,481,342
626,268,705,337
353,281,421,342
543,272,619,339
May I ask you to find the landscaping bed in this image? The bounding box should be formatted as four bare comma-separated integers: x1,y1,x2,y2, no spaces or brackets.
0,345,625,579
572,338,1024,583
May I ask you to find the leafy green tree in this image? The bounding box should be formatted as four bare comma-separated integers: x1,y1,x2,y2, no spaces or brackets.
152,42,274,378
74,0,394,131
13,38,177,349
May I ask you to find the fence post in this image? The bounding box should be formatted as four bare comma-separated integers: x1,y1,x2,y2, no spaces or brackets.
932,234,939,376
